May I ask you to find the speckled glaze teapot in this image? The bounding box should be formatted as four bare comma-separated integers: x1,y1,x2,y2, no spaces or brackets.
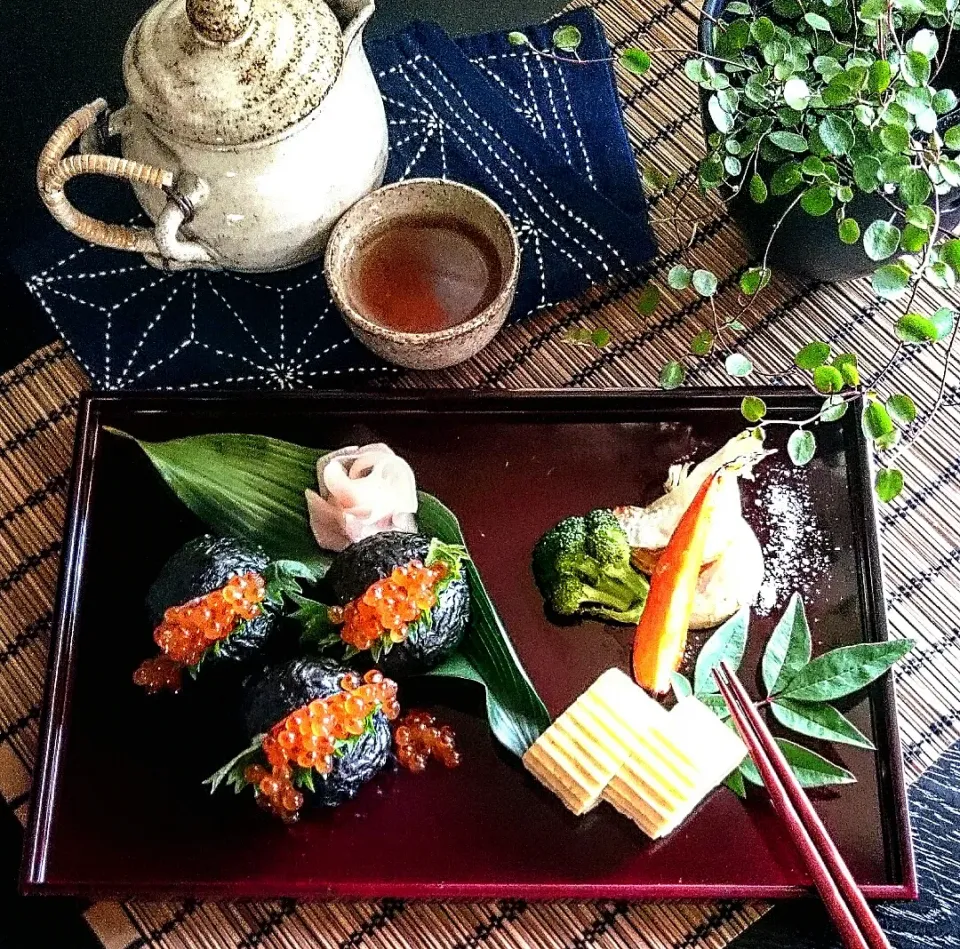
37,0,388,272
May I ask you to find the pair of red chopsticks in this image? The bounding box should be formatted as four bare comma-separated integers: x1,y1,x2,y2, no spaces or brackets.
713,661,891,949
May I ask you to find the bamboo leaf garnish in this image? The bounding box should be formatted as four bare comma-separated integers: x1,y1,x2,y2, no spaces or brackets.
105,429,332,573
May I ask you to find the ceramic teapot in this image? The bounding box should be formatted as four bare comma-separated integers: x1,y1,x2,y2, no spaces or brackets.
37,0,388,272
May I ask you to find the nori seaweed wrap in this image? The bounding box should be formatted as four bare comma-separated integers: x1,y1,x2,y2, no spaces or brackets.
242,658,392,808
325,531,470,676
147,534,274,667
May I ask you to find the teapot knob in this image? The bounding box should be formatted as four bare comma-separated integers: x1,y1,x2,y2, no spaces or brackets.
186,0,253,44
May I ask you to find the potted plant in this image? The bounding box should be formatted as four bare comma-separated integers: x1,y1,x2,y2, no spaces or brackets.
509,0,960,503
696,0,960,281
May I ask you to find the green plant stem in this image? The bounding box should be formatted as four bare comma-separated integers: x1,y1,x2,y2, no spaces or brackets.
521,43,755,72
933,22,955,81
761,192,805,275
883,316,960,464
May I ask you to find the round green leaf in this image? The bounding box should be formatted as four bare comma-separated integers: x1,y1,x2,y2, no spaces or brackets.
901,223,930,253
863,220,902,261
801,156,826,176
907,28,939,58
820,395,848,422
692,269,719,297
819,115,855,155
507,31,528,46
769,130,809,152
867,59,892,94
783,77,811,109
795,340,831,369
709,94,735,133
833,353,860,387
740,266,771,295
636,282,661,316
899,169,932,207
931,307,956,341
896,313,938,343
668,265,692,290
934,89,959,115
804,11,831,29
552,24,583,51
940,239,960,273
751,15,776,43
875,468,905,503
944,126,960,150
906,205,936,229
725,353,754,377
787,429,816,466
749,173,768,203
838,218,861,244
872,262,911,298
903,50,931,87
880,124,910,153
800,184,834,216
621,48,652,76
659,360,686,390
862,401,895,440
886,393,917,426
853,156,881,193
812,365,845,393
771,161,804,195
690,329,715,356
741,396,767,422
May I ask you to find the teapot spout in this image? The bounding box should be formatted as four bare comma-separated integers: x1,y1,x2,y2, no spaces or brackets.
327,0,375,54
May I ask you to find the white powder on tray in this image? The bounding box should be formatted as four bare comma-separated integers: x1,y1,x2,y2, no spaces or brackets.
753,469,827,614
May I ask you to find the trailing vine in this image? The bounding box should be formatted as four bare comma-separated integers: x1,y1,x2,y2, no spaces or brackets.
510,0,960,503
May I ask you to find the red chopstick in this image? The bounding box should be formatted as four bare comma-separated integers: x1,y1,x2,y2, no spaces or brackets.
713,661,891,949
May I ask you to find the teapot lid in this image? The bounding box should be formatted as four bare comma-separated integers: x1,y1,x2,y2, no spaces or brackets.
125,0,344,146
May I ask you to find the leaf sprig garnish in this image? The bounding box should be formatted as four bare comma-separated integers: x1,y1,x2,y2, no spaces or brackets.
672,593,913,791
203,734,264,794
507,3,960,504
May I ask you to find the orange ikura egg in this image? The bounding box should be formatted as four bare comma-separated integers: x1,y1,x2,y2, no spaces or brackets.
247,671,400,822
133,571,265,693
334,561,448,653
393,709,462,772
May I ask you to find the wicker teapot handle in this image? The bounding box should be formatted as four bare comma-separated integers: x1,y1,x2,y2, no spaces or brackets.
37,99,215,269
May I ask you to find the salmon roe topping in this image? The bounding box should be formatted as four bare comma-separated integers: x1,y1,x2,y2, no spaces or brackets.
334,560,447,652
251,669,401,822
394,709,461,772
133,571,265,694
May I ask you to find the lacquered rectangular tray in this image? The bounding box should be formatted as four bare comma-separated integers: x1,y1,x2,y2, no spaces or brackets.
23,389,916,900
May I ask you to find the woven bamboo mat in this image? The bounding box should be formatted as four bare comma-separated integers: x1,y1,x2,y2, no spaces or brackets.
2,0,960,946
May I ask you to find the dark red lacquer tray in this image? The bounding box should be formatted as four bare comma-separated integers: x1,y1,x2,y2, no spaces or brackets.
23,390,916,901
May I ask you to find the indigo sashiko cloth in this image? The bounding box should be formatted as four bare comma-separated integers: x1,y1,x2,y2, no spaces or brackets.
10,8,655,390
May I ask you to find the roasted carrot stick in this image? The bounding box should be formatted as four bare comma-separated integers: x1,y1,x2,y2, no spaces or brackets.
632,471,718,694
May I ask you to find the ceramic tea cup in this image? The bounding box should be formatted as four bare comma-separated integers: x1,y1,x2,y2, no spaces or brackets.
324,179,520,370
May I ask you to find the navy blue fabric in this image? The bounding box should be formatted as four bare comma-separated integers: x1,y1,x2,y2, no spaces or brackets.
730,739,960,949
8,10,654,390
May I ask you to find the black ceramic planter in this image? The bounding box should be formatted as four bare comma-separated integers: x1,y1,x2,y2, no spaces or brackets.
698,0,960,282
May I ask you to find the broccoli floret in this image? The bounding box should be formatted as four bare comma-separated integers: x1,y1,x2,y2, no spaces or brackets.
584,508,634,569
532,511,649,624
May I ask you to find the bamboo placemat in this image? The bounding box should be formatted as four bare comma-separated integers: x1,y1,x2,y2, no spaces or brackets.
2,0,960,945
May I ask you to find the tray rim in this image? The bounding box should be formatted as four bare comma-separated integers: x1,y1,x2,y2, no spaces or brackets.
21,387,918,901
